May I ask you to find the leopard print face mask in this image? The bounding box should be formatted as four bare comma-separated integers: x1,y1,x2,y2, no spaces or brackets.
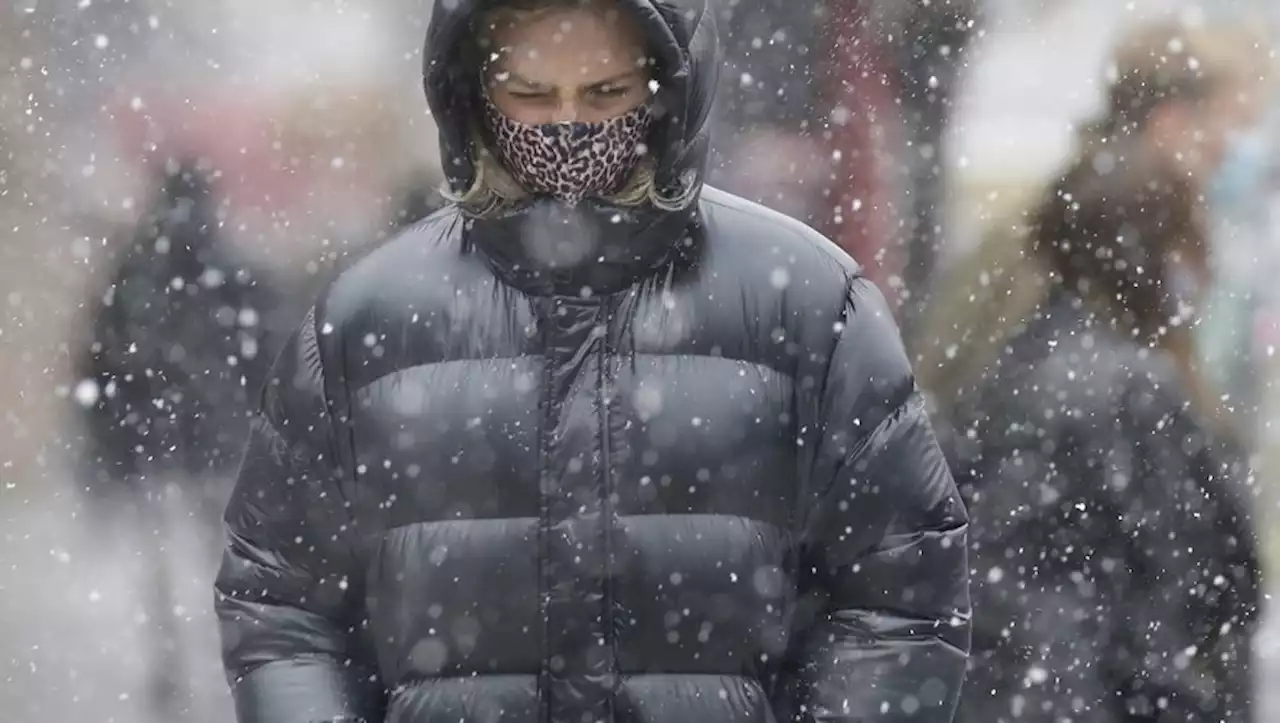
482,95,654,205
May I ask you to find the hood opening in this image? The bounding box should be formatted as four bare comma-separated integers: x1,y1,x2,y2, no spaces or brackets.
422,0,717,199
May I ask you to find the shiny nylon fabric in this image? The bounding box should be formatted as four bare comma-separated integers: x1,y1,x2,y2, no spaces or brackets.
215,189,972,723
215,2,971,722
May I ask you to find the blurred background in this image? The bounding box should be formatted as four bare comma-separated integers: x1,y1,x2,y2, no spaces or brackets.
0,0,1277,721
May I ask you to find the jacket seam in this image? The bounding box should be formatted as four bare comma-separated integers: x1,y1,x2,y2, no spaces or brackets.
303,303,356,523
234,652,355,684
345,352,796,398
803,379,917,553
795,274,860,547
844,384,917,473
371,512,787,539
305,299,379,697
820,276,916,487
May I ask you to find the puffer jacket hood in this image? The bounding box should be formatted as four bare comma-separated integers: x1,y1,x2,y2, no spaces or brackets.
423,0,721,299
423,0,719,200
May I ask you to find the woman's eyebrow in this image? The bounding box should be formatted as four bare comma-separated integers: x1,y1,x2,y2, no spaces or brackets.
501,71,551,91
583,69,643,89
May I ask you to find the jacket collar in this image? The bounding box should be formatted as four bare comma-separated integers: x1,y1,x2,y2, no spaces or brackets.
464,196,701,297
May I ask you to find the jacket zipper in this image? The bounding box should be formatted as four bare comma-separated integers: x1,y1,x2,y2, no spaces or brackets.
597,297,619,717
536,296,555,723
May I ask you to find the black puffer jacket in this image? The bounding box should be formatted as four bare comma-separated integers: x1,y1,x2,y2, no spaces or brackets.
948,291,1260,723
215,2,970,722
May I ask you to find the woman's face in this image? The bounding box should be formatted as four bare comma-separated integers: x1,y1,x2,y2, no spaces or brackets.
483,4,651,125
1151,80,1265,181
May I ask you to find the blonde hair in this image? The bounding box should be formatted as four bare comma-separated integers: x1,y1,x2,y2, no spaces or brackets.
918,18,1271,437
443,0,696,217
444,139,695,217
1087,19,1271,142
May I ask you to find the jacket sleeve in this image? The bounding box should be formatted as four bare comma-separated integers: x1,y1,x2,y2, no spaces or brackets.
784,277,971,721
214,306,382,723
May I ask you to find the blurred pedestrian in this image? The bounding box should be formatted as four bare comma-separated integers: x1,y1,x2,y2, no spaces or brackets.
76,157,281,517
707,0,828,222
73,156,282,721
812,0,910,299
876,0,980,332
708,0,979,320
927,20,1265,723
917,20,1270,444
214,0,971,722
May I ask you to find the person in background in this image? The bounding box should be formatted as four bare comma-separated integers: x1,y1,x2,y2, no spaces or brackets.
74,157,282,721
875,0,980,333
917,20,1270,446
77,157,282,516
708,0,979,319
706,0,828,222
213,0,971,721
925,19,1266,723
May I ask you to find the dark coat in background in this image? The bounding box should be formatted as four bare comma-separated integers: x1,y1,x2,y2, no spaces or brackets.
704,0,831,226
948,290,1260,723
76,161,283,502
708,0,823,137
214,1,971,722
706,0,980,319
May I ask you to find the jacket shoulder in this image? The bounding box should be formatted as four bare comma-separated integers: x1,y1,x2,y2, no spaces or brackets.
994,323,1184,438
701,186,859,271
319,206,473,327
698,186,861,303
697,187,909,402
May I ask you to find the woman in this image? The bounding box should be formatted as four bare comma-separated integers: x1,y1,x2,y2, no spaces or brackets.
917,19,1270,436
214,1,970,722
940,21,1264,723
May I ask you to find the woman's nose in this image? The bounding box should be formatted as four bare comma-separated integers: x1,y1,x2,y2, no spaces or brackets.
550,98,580,124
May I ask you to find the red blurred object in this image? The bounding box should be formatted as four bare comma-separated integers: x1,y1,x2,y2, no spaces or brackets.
816,0,907,312
109,87,311,210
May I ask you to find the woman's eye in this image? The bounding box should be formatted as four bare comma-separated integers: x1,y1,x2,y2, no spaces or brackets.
592,85,630,98
507,90,547,100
